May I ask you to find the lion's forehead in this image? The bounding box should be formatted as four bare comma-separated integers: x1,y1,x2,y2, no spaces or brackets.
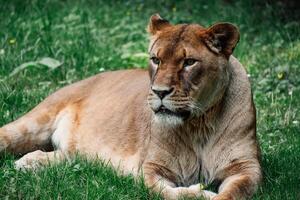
151,26,207,60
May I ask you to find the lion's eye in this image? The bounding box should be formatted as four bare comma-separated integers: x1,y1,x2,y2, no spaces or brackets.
151,57,160,65
183,58,197,67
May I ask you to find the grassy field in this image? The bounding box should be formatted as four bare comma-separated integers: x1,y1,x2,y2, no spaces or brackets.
0,0,299,199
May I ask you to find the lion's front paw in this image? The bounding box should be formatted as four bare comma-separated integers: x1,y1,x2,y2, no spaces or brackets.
212,194,233,200
188,184,217,199
202,190,218,199
15,150,47,170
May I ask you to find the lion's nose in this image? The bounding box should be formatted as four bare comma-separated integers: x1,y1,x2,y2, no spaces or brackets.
152,87,174,99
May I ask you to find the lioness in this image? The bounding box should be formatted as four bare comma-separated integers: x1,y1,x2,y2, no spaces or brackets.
0,14,261,200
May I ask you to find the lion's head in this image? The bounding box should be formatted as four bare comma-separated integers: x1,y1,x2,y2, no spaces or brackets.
147,14,240,126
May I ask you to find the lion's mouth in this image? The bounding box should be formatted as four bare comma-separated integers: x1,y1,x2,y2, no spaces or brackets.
154,106,190,119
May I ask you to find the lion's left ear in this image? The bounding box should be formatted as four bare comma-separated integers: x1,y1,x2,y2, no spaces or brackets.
203,23,240,57
148,14,171,35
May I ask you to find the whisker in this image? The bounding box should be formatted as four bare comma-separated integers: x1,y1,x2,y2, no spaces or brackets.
168,99,190,102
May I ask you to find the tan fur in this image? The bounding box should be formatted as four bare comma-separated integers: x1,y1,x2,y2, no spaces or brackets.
0,14,261,200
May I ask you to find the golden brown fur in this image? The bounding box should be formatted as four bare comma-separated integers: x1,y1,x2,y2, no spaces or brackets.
0,14,261,200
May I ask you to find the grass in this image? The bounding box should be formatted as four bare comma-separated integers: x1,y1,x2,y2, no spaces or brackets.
0,0,299,199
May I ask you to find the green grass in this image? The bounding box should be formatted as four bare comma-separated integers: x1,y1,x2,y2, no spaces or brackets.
0,0,299,199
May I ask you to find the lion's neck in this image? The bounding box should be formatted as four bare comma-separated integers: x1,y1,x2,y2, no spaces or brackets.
185,102,221,147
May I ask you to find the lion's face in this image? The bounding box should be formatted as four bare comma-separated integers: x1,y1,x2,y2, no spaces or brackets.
147,14,239,125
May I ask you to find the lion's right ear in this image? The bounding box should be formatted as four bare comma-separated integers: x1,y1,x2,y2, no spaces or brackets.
148,14,171,35
203,23,240,58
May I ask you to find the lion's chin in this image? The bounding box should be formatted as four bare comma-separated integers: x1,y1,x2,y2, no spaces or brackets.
153,111,190,127
151,106,191,127
153,113,184,127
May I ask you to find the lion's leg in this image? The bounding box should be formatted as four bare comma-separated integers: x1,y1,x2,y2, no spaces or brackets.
0,95,66,154
213,161,262,200
0,98,80,156
213,174,260,200
14,150,66,170
143,165,217,200
0,112,54,154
